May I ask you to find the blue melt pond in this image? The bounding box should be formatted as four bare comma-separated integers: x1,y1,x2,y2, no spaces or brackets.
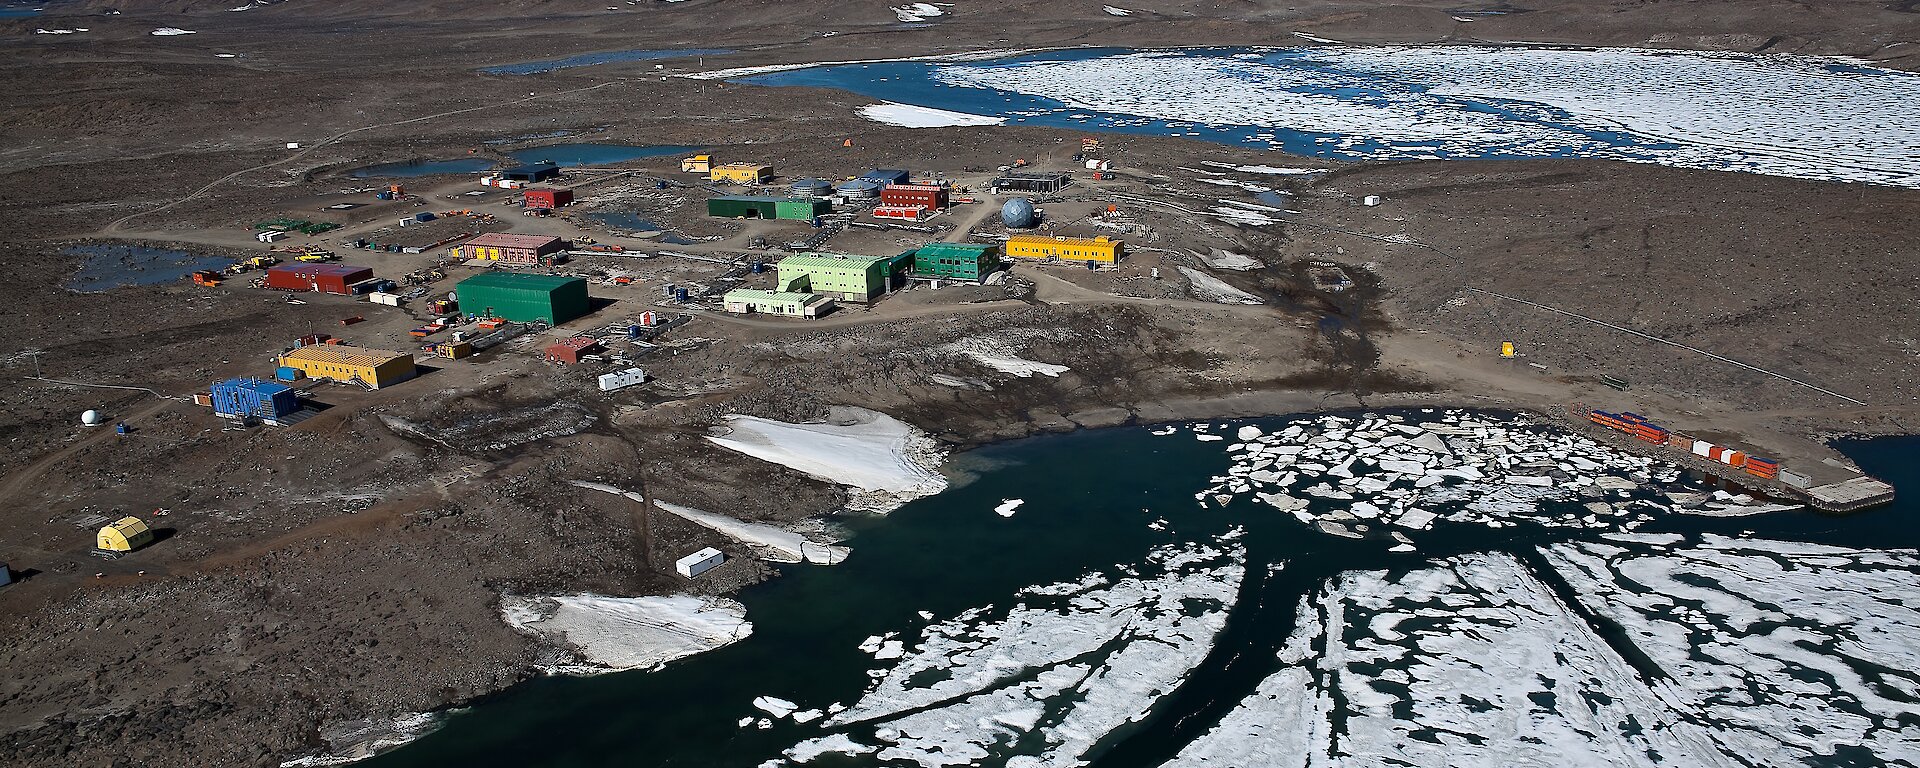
66,245,232,292
348,158,496,179
504,144,700,168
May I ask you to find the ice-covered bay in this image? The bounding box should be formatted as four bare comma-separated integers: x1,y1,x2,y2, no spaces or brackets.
761,46,1920,187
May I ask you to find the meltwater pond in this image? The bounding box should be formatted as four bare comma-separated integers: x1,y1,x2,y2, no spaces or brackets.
481,48,734,75
738,46,1920,188
347,158,495,178
504,144,699,168
360,411,1920,768
64,245,230,292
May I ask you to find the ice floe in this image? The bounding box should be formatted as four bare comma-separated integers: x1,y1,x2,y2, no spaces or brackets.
994,498,1025,517
774,541,1244,767
707,407,947,512
499,594,752,675
858,101,1005,128
1190,411,1706,544
930,47,1920,188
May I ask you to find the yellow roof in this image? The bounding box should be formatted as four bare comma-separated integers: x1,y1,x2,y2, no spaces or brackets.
1007,234,1118,246
715,162,768,169
688,154,710,161
282,345,412,367
106,517,149,536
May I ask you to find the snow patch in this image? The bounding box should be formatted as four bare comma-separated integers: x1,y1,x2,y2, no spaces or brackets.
500,594,752,675
706,407,947,512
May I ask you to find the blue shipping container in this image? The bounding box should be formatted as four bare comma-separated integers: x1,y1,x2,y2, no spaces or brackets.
275,366,306,382
212,378,300,419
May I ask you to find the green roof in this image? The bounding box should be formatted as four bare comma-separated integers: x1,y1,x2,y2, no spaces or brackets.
781,252,891,270
456,272,584,291
712,195,791,203
916,243,992,259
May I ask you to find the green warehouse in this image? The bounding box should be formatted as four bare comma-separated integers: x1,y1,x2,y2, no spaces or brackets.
909,243,1000,282
707,196,832,221
454,273,591,325
777,252,897,302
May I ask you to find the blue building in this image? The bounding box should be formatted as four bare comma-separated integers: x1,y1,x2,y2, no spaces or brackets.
210,378,299,421
861,169,910,186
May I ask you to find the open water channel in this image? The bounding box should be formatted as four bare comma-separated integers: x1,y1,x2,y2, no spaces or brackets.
362,410,1920,768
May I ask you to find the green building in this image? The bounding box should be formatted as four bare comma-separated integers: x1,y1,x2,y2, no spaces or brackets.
454,273,591,325
707,196,831,221
777,252,896,302
910,243,999,282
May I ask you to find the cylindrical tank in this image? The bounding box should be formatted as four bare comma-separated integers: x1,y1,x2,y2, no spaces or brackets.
789,178,833,197
1001,198,1038,228
675,287,689,302
835,180,882,199
751,261,765,274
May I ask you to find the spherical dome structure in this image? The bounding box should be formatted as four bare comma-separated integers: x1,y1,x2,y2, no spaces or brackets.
81,409,104,426
1001,198,1038,229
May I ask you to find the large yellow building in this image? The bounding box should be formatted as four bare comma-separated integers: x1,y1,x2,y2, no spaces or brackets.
279,345,417,389
96,517,153,554
710,162,771,184
1004,235,1124,265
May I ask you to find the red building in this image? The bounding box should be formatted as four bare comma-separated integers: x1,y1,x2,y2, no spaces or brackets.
523,188,574,210
544,336,601,365
264,264,374,295
879,184,947,211
456,233,567,266
873,204,928,221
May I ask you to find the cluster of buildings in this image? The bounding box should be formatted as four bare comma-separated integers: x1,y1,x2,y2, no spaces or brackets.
698,163,961,225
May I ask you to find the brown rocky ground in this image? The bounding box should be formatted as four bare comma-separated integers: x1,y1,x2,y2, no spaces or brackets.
0,3,1917,766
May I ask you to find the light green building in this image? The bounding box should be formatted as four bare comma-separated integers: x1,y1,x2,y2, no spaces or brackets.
776,252,895,302
721,289,835,318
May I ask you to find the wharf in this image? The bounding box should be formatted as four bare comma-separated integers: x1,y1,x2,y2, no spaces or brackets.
1804,476,1898,513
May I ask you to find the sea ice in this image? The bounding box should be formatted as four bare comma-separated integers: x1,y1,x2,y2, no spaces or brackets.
994,498,1026,517
858,101,1004,128
499,594,752,675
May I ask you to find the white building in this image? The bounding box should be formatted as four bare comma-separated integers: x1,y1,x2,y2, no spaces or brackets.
675,547,724,579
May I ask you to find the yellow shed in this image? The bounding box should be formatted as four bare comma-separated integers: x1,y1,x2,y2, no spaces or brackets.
278,345,418,389
97,517,153,553
1004,234,1124,265
710,163,771,184
681,155,712,173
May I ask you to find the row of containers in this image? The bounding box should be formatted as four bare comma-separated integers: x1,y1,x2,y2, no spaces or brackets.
1588,410,1798,485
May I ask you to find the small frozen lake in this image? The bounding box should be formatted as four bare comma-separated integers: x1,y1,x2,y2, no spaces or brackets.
739,46,1920,188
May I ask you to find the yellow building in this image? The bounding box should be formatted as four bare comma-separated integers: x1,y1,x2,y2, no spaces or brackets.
96,517,153,554
680,155,711,173
710,162,771,184
1004,234,1124,265
279,345,418,389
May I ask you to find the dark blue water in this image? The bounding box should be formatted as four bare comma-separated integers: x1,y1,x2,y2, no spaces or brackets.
359,412,1917,768
738,47,1674,162
348,158,495,178
65,245,231,292
481,48,735,75
0,4,42,19
504,144,699,168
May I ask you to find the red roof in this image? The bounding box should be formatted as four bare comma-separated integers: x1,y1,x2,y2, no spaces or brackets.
546,336,599,353
267,263,372,278
462,233,562,249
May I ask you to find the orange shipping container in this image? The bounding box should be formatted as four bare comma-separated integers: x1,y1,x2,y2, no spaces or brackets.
1722,451,1747,467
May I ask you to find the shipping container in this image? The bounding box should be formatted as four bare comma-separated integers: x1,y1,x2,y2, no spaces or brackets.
597,368,648,392
369,292,403,307
1721,451,1747,468
1779,469,1813,488
1691,440,1715,457
675,547,725,578
276,366,305,382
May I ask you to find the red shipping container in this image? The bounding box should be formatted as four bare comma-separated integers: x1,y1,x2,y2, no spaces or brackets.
265,264,374,295
523,188,574,210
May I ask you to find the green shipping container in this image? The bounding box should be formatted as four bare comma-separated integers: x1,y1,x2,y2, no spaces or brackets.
454,273,591,325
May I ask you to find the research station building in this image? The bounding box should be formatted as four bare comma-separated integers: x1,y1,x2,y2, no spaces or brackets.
722,289,835,318
709,163,771,184
454,273,591,325
910,243,999,282
707,196,831,221
278,345,418,389
777,252,896,302
455,233,567,266
1004,234,1123,265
